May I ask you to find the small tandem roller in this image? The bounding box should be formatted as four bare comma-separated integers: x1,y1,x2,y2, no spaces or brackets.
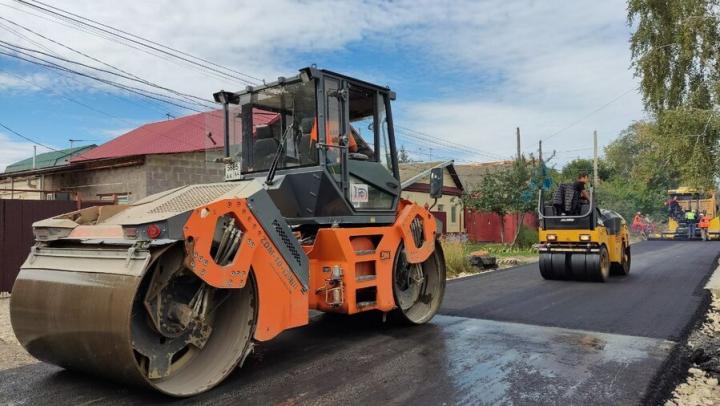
537,189,630,282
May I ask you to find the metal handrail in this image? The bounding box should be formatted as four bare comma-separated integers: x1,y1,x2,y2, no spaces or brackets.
537,189,594,220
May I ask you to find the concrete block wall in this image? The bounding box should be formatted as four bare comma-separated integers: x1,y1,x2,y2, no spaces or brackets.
47,163,147,203
144,151,225,196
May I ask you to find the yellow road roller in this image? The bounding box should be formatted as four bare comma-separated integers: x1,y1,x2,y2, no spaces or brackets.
537,188,630,282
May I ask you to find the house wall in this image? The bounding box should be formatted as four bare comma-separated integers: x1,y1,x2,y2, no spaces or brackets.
41,151,225,203
0,175,46,200
401,190,464,233
46,162,147,203
144,151,225,196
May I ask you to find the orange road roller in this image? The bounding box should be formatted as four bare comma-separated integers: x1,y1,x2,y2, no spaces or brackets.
10,67,447,396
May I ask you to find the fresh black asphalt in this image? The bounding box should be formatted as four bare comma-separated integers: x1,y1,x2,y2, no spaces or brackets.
0,240,716,405
442,240,720,340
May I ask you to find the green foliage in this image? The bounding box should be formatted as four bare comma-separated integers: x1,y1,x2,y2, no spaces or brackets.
440,239,474,277
596,177,666,221
628,1,720,189
464,158,539,242
628,0,720,112
514,225,538,248
559,158,613,183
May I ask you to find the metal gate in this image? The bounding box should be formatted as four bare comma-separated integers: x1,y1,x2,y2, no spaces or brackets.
0,200,111,293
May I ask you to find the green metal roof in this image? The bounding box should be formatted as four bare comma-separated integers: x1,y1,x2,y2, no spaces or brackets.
3,144,97,174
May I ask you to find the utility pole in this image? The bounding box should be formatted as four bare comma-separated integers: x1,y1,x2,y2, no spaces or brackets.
32,145,37,170
593,130,599,188
538,140,543,163
516,127,521,161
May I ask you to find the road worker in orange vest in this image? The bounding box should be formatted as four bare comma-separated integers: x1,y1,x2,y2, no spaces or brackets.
699,213,711,241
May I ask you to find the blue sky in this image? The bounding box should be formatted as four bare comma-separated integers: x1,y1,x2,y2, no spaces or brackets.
0,0,644,170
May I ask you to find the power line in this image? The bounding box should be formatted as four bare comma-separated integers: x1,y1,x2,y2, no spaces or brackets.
0,19,209,120
0,1,254,87
0,16,216,108
0,47,206,112
23,0,264,83
0,120,56,150
15,0,260,86
0,39,216,108
395,125,506,160
542,87,636,142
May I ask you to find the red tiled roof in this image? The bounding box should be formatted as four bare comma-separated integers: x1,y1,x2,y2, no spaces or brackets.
72,109,277,162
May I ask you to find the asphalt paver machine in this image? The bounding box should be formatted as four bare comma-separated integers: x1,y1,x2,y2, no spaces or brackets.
10,67,447,396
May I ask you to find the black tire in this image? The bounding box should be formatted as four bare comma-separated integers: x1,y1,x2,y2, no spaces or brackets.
539,253,555,280
391,241,446,325
611,243,631,276
569,253,590,281
551,253,570,280
590,246,610,282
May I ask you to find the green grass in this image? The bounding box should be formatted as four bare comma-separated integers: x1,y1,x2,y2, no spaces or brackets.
466,243,537,258
440,238,538,278
440,239,474,277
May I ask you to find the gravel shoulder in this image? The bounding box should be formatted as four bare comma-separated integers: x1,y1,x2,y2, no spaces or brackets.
665,294,720,405
0,298,37,371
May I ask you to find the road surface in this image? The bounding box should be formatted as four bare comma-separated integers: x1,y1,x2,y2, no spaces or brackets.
0,241,716,405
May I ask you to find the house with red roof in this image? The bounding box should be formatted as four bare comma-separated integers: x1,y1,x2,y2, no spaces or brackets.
0,110,248,203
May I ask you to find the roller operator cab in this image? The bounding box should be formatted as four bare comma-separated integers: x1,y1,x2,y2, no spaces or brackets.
537,188,631,282
10,67,447,397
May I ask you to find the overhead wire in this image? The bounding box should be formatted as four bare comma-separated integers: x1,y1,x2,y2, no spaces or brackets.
0,120,56,151
15,0,260,86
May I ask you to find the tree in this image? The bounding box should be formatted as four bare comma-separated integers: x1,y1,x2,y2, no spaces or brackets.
465,158,536,244
628,1,720,188
398,145,411,163
628,0,720,113
558,158,612,184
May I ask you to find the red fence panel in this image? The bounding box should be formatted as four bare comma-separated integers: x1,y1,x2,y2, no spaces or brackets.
0,200,113,293
464,209,538,243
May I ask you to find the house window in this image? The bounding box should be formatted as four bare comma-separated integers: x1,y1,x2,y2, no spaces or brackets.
451,205,457,223
437,204,444,212
97,193,130,204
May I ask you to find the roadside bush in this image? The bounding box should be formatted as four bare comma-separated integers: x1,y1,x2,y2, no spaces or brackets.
514,225,538,248
440,237,474,277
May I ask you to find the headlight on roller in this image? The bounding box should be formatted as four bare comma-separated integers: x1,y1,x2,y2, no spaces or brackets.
546,234,557,241
579,234,591,241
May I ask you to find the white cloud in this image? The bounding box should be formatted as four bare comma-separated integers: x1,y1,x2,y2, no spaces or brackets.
0,133,45,171
0,72,52,91
0,0,646,163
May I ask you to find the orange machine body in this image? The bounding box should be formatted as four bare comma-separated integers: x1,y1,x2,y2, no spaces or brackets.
183,198,437,342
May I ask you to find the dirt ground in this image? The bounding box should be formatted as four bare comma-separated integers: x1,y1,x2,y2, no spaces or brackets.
0,297,37,371
666,294,720,405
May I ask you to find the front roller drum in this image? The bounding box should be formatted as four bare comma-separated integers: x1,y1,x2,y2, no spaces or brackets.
539,253,570,280
10,245,256,397
392,241,446,324
540,250,608,282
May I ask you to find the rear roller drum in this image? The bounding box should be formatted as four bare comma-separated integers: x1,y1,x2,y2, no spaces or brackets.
610,244,631,276
392,241,446,324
